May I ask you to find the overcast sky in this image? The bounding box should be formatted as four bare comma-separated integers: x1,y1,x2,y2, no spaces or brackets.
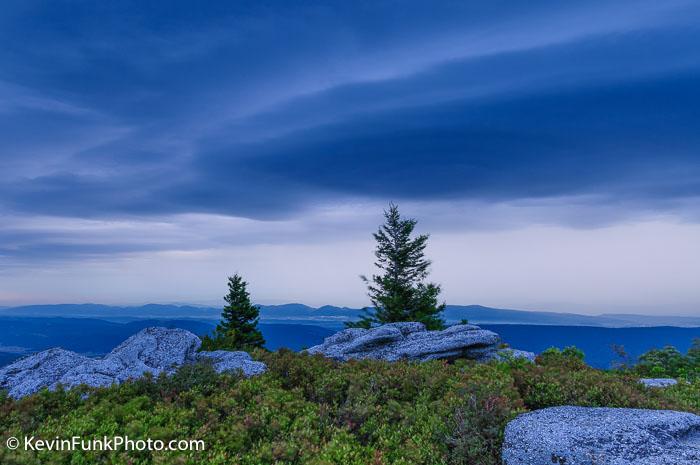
1,1,699,314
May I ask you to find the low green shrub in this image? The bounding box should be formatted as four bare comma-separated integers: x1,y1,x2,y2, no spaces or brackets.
1,350,698,465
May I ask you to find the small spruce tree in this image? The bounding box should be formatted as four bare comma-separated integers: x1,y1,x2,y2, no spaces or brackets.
348,203,445,329
200,274,265,351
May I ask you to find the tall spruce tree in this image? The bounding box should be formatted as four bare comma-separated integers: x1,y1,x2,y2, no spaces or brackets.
200,274,265,351
348,203,445,329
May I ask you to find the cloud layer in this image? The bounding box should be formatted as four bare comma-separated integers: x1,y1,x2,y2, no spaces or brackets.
0,1,699,310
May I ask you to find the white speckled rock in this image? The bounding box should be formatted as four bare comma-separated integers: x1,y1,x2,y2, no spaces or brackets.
640,378,678,388
59,327,202,389
197,350,268,376
0,348,90,399
0,327,267,398
306,322,503,362
502,406,700,465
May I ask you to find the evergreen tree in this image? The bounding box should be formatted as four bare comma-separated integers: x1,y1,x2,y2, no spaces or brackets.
200,274,265,351
348,203,445,329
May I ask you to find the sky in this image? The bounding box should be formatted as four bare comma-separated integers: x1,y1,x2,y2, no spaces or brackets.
0,1,699,314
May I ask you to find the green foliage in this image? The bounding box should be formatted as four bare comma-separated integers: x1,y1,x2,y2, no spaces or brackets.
349,203,445,330
540,346,585,364
0,388,8,404
633,339,700,381
561,346,585,361
659,379,700,411
200,274,265,351
2,350,698,465
513,351,676,411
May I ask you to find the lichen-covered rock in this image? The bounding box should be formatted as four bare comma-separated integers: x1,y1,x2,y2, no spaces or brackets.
0,327,267,398
0,348,89,399
197,350,268,377
502,406,700,465
59,327,202,389
640,378,678,388
306,322,502,362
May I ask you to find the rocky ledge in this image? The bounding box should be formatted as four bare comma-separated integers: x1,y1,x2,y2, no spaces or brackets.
0,327,267,399
306,322,535,363
502,406,700,465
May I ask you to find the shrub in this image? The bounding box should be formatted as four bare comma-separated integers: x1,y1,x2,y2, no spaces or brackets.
634,341,700,381
511,353,672,411
1,351,698,465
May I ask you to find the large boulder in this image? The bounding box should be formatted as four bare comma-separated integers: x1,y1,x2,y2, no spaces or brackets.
502,406,700,465
0,327,267,398
59,327,202,389
306,322,502,362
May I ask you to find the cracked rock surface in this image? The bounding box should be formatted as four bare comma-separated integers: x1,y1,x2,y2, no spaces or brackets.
502,406,700,465
307,322,533,363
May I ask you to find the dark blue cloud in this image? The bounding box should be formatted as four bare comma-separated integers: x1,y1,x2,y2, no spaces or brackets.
0,0,699,224
226,72,700,202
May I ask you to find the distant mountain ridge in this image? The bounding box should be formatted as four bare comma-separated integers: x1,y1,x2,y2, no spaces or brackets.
1,303,699,328
1,304,698,369
0,304,220,321
443,305,700,328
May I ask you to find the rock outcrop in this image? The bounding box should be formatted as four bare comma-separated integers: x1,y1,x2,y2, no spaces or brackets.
640,378,678,388
502,406,700,465
306,322,532,363
59,327,202,390
0,327,267,398
0,348,90,399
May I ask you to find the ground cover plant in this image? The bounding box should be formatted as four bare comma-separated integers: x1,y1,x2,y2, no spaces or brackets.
1,348,699,465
